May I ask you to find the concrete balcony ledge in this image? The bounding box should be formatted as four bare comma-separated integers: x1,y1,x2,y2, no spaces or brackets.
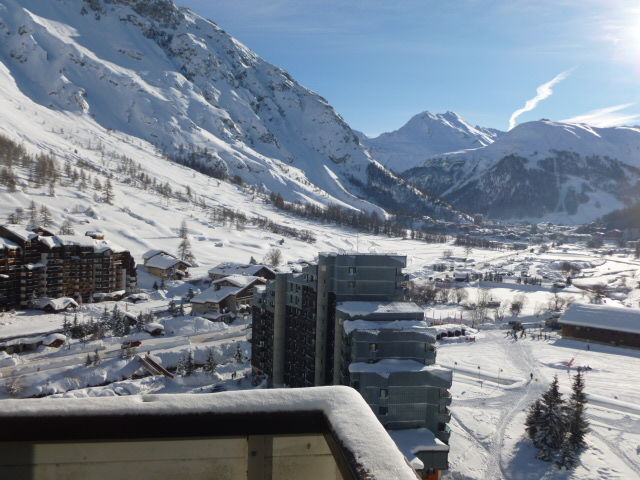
0,386,419,480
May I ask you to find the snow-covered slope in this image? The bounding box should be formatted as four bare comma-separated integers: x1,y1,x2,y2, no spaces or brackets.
359,111,501,173
0,0,467,222
403,120,640,224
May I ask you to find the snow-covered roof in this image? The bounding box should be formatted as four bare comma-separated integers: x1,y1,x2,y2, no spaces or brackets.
0,387,418,480
388,428,449,470
212,274,262,288
1,224,38,242
349,359,452,381
337,301,424,317
0,236,19,250
143,249,175,261
560,302,640,335
144,323,164,332
35,297,79,311
0,332,66,348
191,285,239,304
145,253,189,270
343,320,435,336
208,262,273,277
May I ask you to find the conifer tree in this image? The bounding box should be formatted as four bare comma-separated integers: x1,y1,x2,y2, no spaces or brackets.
85,354,93,366
177,220,196,265
525,399,543,447
534,375,567,461
175,355,187,376
93,349,102,365
204,349,218,375
185,350,196,376
558,371,589,469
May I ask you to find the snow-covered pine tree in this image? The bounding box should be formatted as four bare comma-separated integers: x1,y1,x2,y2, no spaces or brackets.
62,316,72,338
168,299,178,317
85,354,93,366
93,349,102,365
177,220,196,265
175,355,187,376
558,371,589,469
48,180,56,196
234,344,244,364
534,375,567,461
185,350,196,376
204,349,217,375
525,398,544,447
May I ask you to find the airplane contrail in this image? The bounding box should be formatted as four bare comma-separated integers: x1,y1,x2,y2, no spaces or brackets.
508,71,571,130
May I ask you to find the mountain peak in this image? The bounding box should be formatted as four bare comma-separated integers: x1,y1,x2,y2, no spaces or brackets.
361,111,502,172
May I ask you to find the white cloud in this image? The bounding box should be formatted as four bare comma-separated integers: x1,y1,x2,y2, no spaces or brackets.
508,71,571,130
562,103,640,127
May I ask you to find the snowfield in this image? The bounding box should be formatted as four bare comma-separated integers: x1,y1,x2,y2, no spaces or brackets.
441,330,640,480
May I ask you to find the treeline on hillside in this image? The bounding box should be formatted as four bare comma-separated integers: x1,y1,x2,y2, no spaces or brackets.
164,143,455,241
455,235,526,251
208,205,316,244
269,192,449,243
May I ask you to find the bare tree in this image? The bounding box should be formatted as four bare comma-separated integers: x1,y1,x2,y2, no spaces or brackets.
263,248,283,267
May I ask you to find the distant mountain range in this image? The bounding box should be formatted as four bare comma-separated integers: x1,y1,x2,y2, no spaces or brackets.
401,120,640,224
1,0,639,226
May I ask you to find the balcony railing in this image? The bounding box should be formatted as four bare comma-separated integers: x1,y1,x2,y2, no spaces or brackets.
0,386,419,480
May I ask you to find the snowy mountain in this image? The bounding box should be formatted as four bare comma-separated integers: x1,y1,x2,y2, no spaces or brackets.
359,111,501,172
403,120,640,223
0,0,468,223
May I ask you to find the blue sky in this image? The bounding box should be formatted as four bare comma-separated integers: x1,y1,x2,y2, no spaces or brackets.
178,0,640,136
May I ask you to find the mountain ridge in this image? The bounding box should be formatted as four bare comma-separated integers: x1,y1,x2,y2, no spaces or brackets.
0,0,469,224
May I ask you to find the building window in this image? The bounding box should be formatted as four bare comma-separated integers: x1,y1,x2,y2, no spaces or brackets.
348,267,356,275
379,406,388,416
424,343,434,352
369,343,378,353
348,281,356,288
380,388,388,399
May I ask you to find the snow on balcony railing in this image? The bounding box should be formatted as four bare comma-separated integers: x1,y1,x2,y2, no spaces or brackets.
0,386,419,480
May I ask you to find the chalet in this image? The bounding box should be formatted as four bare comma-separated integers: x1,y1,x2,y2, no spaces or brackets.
35,297,78,313
0,225,136,310
559,302,640,348
208,262,276,281
143,250,191,279
0,333,66,354
192,275,266,319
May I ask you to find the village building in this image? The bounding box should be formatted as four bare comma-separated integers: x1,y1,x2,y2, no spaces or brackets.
192,274,266,320
142,250,191,279
208,262,276,281
0,225,136,310
559,302,640,348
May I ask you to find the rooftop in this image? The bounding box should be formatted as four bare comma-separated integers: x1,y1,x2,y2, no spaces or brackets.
560,302,640,335
192,285,239,304
388,428,449,470
212,274,262,288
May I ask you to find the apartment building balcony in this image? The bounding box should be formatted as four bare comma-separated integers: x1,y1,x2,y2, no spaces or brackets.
0,387,420,480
